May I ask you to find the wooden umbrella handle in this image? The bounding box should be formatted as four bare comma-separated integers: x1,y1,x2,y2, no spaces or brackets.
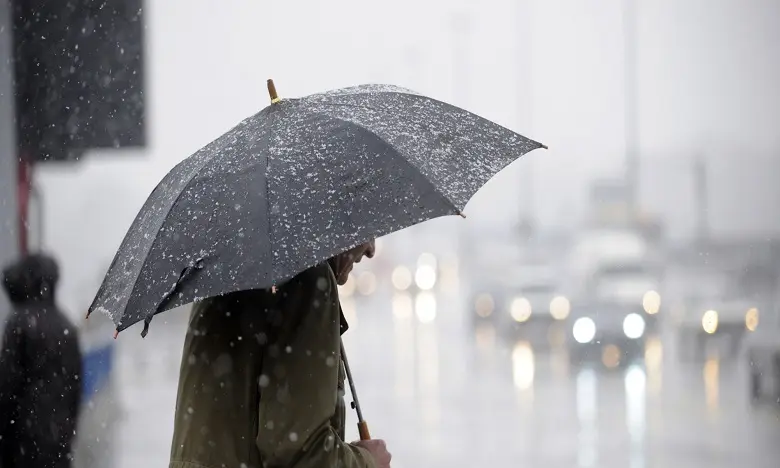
267,79,280,103
358,420,371,440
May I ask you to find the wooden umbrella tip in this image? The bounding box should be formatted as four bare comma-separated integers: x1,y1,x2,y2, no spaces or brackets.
113,329,119,340
458,211,467,219
267,79,280,104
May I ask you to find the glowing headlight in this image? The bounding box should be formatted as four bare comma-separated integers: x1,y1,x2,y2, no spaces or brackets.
549,296,571,320
745,307,759,332
356,271,377,295
572,317,596,344
510,297,532,322
622,313,645,339
642,290,661,315
391,266,412,291
475,293,494,318
414,265,437,290
702,310,719,334
339,274,356,297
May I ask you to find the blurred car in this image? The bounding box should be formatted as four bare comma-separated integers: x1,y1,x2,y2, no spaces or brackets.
745,300,780,405
389,251,445,294
564,300,648,368
587,261,663,334
675,271,757,360
468,262,572,347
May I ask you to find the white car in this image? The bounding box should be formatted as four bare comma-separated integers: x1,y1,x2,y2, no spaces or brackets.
468,262,571,341
677,290,757,360
565,299,648,367
592,266,663,332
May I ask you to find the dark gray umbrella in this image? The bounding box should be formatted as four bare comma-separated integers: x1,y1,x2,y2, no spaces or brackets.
88,80,545,336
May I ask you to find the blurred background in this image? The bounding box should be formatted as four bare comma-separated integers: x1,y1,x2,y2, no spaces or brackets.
1,0,779,466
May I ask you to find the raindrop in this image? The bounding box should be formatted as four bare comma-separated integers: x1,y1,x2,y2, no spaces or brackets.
258,374,270,388
213,354,233,377
289,432,298,442
63,329,69,335
316,277,328,291
285,346,292,354
325,356,336,367
187,407,194,415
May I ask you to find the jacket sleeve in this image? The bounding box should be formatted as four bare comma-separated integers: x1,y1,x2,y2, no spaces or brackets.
0,313,26,437
255,266,376,468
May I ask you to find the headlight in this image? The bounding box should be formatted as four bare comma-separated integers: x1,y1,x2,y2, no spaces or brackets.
549,296,571,320
414,265,437,290
339,274,356,297
391,266,412,291
510,297,532,322
702,310,718,334
622,313,645,339
572,317,596,344
356,271,377,295
642,290,661,315
475,293,494,318
745,307,759,332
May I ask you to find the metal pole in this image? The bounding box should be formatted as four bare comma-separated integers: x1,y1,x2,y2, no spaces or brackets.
623,0,640,216
517,0,535,230
450,12,471,108
451,13,472,256
0,0,20,318
694,155,708,244
340,339,371,440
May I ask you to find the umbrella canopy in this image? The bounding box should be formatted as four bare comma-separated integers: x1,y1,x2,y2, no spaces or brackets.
88,81,545,336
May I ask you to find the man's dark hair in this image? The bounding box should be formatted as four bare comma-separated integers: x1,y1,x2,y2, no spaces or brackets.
2,253,60,304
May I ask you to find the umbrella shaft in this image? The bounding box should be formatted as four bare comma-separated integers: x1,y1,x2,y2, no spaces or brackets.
340,339,364,422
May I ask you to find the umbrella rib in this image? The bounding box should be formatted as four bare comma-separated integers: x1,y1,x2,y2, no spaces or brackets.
264,109,277,287
117,147,226,333
311,112,464,217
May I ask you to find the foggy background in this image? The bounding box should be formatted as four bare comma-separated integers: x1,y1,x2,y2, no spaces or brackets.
32,0,780,316
3,1,780,467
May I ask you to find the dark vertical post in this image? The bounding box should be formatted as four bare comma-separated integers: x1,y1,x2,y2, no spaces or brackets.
623,0,640,217
0,0,20,317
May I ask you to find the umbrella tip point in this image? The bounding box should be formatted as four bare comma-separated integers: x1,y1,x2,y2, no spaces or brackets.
458,211,466,219
113,329,119,340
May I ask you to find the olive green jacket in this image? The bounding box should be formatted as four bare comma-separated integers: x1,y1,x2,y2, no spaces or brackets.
169,263,375,468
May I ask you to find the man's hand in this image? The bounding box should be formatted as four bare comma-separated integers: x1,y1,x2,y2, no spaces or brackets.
353,439,392,467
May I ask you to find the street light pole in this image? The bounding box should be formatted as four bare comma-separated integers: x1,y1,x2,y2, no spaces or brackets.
517,0,534,236
0,0,19,318
623,0,640,217
451,12,473,253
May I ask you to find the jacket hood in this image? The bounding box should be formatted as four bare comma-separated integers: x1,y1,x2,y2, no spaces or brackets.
2,253,60,304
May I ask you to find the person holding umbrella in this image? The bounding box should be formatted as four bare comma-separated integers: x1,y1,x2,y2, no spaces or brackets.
168,242,389,468
88,80,545,468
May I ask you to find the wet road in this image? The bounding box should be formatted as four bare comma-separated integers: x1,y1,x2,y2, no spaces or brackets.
114,283,780,467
